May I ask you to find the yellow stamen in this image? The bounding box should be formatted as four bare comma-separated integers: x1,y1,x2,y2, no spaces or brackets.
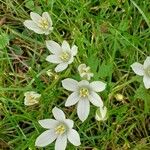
59,52,70,62
55,124,66,135
38,19,49,29
79,88,89,97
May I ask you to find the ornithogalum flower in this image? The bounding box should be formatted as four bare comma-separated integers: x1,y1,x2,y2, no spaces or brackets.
24,91,41,106
35,107,81,150
131,56,150,89
95,106,107,121
46,40,78,72
23,12,53,35
62,78,106,122
78,64,94,80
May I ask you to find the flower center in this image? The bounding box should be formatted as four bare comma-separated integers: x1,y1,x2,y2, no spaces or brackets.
79,88,89,97
59,51,70,62
38,19,49,30
28,95,35,102
55,124,66,135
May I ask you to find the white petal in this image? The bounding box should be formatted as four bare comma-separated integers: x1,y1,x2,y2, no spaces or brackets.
23,20,44,34
67,129,81,146
131,62,144,76
46,40,62,54
62,78,78,91
95,106,107,121
55,63,68,72
55,134,67,150
35,130,57,147
71,45,78,56
144,57,150,69
64,119,74,129
62,40,70,51
38,119,59,129
42,12,53,26
143,75,150,89
77,99,90,122
101,106,107,118
30,12,41,24
88,92,103,107
46,55,62,64
90,81,106,92
52,107,65,121
78,80,89,87
65,92,79,106
67,55,74,64
78,64,86,72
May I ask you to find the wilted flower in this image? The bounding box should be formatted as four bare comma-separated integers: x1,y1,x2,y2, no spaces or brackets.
46,40,78,72
62,78,106,122
35,107,81,150
24,91,41,106
78,64,93,80
131,57,150,89
24,12,53,35
95,106,107,121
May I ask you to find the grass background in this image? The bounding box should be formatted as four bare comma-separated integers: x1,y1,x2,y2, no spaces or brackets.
0,0,150,149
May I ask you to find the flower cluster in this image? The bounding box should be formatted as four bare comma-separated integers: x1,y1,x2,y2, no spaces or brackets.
23,11,149,150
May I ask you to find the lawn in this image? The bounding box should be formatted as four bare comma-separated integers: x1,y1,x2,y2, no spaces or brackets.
0,0,150,150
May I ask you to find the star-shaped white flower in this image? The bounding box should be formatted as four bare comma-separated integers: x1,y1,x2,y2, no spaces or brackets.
95,106,107,121
24,91,41,106
78,64,94,80
35,107,81,150
24,12,53,35
131,56,150,89
62,78,106,122
46,40,78,72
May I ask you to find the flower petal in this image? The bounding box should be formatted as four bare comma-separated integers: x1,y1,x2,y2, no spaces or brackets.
77,99,90,122
46,55,62,64
71,45,78,56
35,129,57,147
88,92,103,107
62,40,70,51
64,119,74,129
67,129,81,146
62,78,78,91
52,107,65,121
78,80,89,87
23,20,44,34
143,75,150,89
55,63,68,72
131,62,144,76
65,92,79,106
38,119,59,129
67,55,74,64
30,12,41,24
95,106,107,121
46,40,62,54
42,12,53,26
101,106,107,119
144,57,150,69
55,134,67,150
90,81,106,92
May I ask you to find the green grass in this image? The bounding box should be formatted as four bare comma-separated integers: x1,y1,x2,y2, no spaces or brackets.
0,0,150,149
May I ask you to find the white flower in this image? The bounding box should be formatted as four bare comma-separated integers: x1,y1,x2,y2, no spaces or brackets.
95,106,107,121
23,12,53,35
62,78,106,122
46,40,78,72
131,57,150,89
35,107,81,150
78,64,94,80
24,91,41,106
